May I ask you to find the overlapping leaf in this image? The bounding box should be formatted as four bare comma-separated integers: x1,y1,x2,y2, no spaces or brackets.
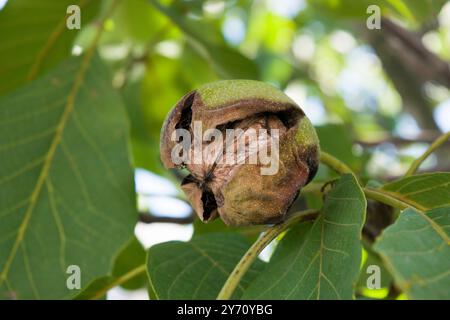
243,174,366,299
0,55,137,299
380,173,450,211
146,233,265,299
357,249,393,291
373,207,450,299
75,237,147,300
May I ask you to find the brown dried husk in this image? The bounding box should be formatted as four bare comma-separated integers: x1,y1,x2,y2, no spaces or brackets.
160,81,319,226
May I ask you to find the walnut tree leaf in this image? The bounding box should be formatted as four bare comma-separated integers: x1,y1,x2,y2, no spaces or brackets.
243,174,367,299
0,54,137,299
373,207,450,299
0,0,100,95
146,233,265,299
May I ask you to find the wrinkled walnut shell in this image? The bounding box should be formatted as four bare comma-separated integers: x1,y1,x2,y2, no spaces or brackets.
160,80,320,226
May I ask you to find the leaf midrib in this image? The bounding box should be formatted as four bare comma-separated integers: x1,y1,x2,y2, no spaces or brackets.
376,187,449,242
0,32,98,288
26,0,92,81
375,209,450,298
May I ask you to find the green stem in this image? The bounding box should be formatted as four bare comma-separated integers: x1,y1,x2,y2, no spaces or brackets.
320,151,354,175
90,264,146,300
363,188,408,210
405,131,450,176
364,187,425,212
217,209,318,300
320,151,424,211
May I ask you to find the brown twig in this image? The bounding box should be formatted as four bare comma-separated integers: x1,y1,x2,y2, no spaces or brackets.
138,211,195,224
355,131,450,147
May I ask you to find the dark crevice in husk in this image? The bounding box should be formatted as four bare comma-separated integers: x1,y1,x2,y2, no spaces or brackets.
175,92,195,131
304,144,319,184
200,188,218,221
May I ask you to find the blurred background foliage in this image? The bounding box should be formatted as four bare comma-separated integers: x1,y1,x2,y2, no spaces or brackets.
1,0,449,299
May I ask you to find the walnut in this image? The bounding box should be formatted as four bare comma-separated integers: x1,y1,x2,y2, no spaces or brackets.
160,80,320,226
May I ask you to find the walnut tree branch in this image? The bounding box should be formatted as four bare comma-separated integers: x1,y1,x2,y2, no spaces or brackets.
138,211,195,224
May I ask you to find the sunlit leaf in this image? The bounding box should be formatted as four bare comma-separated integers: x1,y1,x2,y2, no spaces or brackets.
307,0,382,18
149,0,259,79
307,0,447,24
392,0,448,24
114,0,170,43
356,248,393,292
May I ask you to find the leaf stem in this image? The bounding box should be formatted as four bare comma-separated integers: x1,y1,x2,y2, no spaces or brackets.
319,151,354,175
364,187,426,212
405,131,450,176
363,188,409,210
216,209,318,300
320,151,426,212
90,264,146,300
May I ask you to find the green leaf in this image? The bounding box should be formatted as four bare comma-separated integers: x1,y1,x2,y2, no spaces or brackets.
72,276,111,300
381,173,450,211
313,124,365,182
0,0,100,95
307,0,381,18
306,0,446,24
149,0,259,79
356,249,393,290
122,82,166,175
75,237,147,300
113,0,169,43
392,0,447,24
373,207,450,299
316,124,357,169
385,0,416,22
146,233,265,299
112,237,147,290
0,54,137,299
243,174,366,299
